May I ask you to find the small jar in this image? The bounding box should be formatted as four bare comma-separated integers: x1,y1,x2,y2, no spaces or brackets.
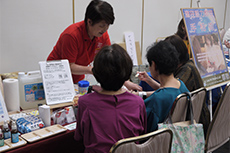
78,80,89,95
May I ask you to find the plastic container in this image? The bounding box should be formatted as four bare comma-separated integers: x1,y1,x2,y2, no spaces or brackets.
2,120,11,139
11,120,19,143
18,71,46,110
78,80,89,95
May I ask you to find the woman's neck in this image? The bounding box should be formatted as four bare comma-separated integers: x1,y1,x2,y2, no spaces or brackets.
98,88,126,95
158,74,180,89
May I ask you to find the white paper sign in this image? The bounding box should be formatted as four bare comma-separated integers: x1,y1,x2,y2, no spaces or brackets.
0,91,9,122
39,60,75,105
124,31,138,65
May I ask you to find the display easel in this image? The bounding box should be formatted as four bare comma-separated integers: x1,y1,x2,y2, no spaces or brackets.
181,7,230,120
206,82,227,120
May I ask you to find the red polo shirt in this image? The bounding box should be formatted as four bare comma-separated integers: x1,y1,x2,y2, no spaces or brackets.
47,21,111,83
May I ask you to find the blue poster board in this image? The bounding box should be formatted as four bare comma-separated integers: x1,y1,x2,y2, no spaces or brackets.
181,8,230,89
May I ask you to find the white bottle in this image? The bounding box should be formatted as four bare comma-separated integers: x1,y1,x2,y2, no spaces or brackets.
18,71,46,109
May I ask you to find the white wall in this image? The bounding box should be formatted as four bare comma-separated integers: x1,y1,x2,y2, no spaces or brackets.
0,0,229,73
142,0,191,63
0,0,72,73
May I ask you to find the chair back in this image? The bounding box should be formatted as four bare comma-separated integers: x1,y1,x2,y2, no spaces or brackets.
169,93,188,123
205,83,230,153
191,87,207,122
109,128,173,153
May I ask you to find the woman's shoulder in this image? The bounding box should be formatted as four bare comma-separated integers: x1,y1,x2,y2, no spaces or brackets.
62,21,85,36
180,60,195,69
178,79,189,92
78,92,98,103
145,88,176,105
122,91,144,102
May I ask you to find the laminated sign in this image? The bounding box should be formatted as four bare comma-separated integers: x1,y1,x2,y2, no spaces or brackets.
39,60,75,105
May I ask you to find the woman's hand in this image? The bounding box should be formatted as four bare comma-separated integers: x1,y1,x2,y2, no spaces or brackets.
124,80,142,91
137,71,152,83
137,71,160,90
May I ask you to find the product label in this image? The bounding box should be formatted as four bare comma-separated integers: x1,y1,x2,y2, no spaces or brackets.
79,87,88,95
11,133,19,143
3,131,11,139
24,83,45,102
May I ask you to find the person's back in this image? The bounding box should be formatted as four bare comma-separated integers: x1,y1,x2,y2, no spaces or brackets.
145,79,189,132
74,44,147,153
76,91,146,152
143,41,189,132
174,60,203,92
165,35,210,137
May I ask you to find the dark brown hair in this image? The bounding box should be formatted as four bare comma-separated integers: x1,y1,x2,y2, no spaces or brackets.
84,0,115,25
92,44,133,91
176,19,187,40
165,35,189,65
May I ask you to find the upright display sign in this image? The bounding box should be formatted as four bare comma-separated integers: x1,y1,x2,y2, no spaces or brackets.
39,60,75,105
0,91,9,122
181,8,230,89
124,32,138,65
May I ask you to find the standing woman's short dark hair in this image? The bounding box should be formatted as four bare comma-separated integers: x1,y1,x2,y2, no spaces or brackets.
165,35,189,65
85,0,115,25
92,44,133,91
146,41,179,75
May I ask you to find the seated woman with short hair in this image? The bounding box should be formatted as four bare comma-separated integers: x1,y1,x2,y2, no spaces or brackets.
142,41,189,132
74,44,147,153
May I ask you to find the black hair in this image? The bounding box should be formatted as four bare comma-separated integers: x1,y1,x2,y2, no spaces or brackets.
165,35,189,65
146,41,179,75
92,44,133,91
84,0,115,25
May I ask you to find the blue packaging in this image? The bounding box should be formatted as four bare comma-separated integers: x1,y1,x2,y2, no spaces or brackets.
11,133,19,143
78,80,89,95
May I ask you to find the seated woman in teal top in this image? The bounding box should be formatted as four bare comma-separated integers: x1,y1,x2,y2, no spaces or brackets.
141,41,189,132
